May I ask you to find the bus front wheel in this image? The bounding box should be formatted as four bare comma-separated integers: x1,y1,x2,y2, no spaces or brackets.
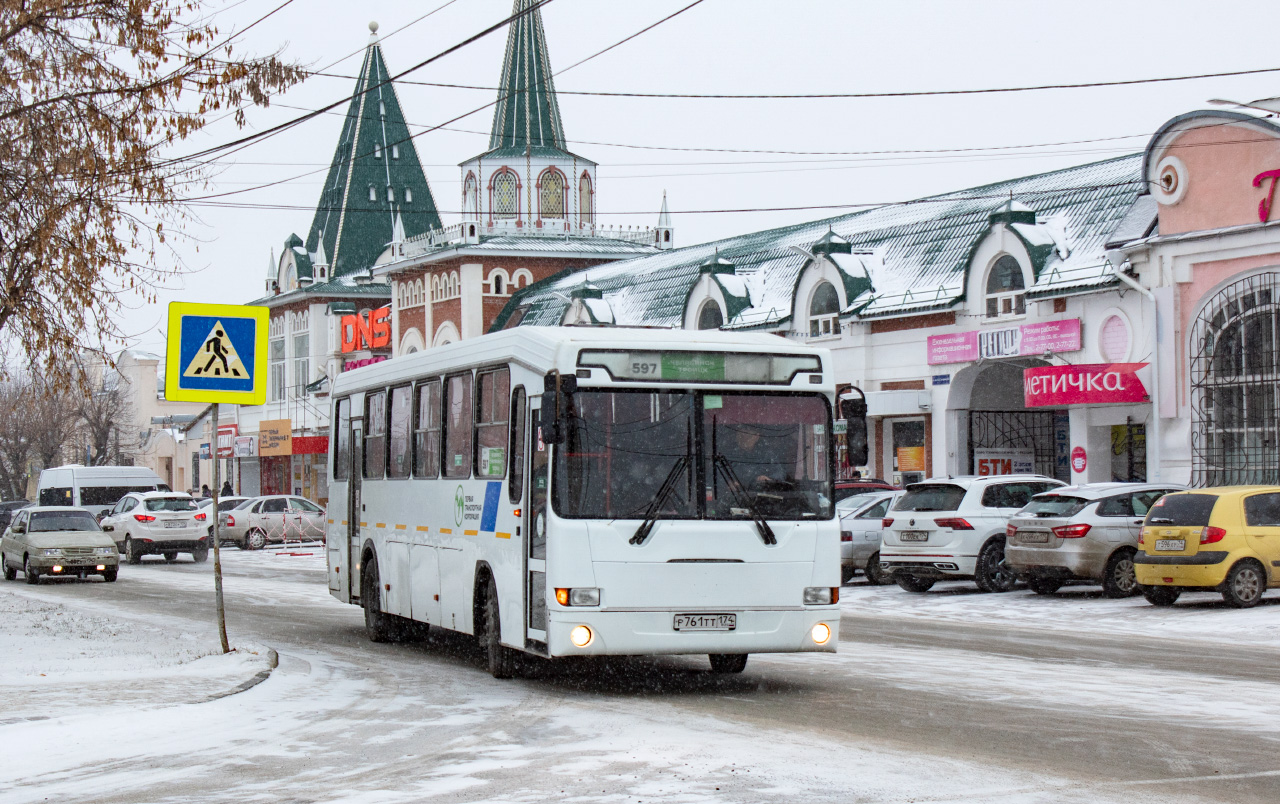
480,576,517,679
709,653,748,674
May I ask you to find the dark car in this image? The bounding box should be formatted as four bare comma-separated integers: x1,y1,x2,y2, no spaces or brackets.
834,480,898,502
0,500,33,533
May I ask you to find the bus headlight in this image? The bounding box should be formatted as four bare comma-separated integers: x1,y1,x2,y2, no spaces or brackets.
803,587,838,605
570,625,593,647
811,623,832,645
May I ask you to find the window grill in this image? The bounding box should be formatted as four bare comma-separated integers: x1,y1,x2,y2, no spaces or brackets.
1191,272,1280,486
540,170,564,219
493,171,517,219
968,409,1066,481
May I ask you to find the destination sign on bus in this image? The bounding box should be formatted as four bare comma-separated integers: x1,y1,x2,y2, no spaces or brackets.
578,350,822,385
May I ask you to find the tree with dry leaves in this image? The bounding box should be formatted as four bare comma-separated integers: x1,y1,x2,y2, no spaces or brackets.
0,0,305,389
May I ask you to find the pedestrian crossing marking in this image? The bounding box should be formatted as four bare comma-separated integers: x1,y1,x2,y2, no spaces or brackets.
182,320,249,380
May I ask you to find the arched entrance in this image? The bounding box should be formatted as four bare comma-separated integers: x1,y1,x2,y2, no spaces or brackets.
1191,270,1280,485
947,357,1068,480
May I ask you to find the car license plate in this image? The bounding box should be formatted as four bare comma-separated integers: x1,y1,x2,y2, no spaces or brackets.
163,520,185,529
900,530,928,542
1020,531,1050,543
1155,539,1185,551
673,613,736,631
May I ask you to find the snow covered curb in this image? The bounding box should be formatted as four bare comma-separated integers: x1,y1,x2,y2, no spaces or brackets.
0,588,277,722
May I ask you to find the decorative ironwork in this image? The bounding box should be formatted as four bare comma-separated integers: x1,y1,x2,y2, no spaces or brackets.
1190,272,1280,486
968,410,1066,481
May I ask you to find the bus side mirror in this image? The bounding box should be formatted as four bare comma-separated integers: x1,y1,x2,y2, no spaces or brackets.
840,397,869,467
540,373,577,445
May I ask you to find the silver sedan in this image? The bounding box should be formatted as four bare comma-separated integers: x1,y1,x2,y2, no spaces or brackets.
837,491,901,585
219,495,325,550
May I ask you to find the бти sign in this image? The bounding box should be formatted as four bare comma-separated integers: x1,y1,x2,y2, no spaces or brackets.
1024,363,1148,407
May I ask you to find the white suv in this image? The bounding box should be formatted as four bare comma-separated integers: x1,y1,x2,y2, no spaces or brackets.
100,492,208,564
880,475,1065,593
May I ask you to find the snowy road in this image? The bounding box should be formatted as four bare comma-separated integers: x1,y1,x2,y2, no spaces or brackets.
3,548,1279,803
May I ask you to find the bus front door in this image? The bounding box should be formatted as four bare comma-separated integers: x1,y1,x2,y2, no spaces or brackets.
348,420,363,601
526,398,548,644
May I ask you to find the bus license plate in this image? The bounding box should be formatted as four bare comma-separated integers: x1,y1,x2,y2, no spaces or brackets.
1155,539,1185,552
164,520,186,529
900,530,928,542
673,613,736,631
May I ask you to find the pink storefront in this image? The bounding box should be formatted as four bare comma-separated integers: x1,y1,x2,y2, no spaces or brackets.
1112,106,1280,485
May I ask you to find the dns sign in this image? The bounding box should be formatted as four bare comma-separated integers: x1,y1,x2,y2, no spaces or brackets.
340,306,391,353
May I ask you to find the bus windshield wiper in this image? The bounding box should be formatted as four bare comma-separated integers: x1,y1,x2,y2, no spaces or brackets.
630,456,689,546
712,454,777,546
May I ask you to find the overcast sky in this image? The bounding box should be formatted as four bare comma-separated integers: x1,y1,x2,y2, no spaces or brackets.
112,0,1280,355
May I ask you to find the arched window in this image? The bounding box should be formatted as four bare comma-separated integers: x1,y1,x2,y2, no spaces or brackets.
697,300,724,330
413,279,423,306
539,168,565,219
492,274,505,295
404,187,413,204
1191,272,1280,485
809,281,840,337
985,255,1026,318
492,170,518,219
463,173,478,219
373,143,382,159
368,185,376,203
579,171,594,225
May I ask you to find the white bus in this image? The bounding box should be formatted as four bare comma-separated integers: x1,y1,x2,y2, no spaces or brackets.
326,327,840,677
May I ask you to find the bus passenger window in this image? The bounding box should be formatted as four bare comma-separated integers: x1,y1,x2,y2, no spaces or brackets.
508,387,526,503
414,381,441,478
364,391,387,479
443,373,473,478
476,368,510,478
388,385,412,478
333,398,350,480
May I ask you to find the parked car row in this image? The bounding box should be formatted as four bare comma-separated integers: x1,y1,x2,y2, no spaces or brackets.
863,474,1280,609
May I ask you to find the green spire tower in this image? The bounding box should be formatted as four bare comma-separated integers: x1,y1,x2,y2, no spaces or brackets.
489,0,568,155
306,22,442,276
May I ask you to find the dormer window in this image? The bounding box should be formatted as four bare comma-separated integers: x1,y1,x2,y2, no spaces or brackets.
697,300,724,330
368,185,376,202
387,186,394,203
391,144,400,160
808,281,840,338
373,143,382,159
404,187,413,204
985,255,1026,319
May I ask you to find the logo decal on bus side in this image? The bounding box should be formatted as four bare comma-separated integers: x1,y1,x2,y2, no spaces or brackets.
454,486,465,527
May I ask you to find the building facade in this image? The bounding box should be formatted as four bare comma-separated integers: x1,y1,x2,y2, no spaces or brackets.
499,106,1280,489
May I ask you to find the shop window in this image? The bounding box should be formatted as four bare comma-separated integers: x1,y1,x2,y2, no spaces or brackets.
808,281,840,337
335,399,350,481
475,368,511,478
508,387,527,503
493,170,517,219
579,172,594,225
697,300,723,330
985,255,1026,319
414,381,441,478
388,385,412,479
539,168,565,219
364,390,387,479
443,372,473,478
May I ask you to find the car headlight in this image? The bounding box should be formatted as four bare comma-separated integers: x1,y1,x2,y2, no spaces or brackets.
41,548,64,557
94,547,114,555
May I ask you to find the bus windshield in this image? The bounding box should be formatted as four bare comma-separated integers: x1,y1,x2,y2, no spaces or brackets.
553,390,831,521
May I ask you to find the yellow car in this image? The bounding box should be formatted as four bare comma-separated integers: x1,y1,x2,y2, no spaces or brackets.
1136,486,1280,608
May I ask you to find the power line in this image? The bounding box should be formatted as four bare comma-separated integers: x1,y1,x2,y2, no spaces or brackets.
305,64,1280,100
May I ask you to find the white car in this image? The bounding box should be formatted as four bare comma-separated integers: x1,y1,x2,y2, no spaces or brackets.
880,475,1065,593
99,491,209,564
837,491,901,585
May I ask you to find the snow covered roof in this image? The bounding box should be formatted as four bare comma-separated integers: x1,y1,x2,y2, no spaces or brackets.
496,154,1146,330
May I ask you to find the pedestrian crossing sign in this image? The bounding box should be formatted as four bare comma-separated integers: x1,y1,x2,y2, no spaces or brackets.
165,302,269,404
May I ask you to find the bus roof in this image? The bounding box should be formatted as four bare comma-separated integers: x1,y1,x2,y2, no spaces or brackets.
332,326,832,395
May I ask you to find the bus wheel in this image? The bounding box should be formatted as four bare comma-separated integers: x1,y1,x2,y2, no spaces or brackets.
361,559,396,643
709,654,748,674
481,576,517,679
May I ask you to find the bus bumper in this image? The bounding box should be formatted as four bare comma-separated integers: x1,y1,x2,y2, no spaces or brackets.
545,608,840,657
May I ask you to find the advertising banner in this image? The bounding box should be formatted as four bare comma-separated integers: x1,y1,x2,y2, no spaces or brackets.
1023,363,1149,407
927,318,1082,365
973,448,1035,476
216,424,238,458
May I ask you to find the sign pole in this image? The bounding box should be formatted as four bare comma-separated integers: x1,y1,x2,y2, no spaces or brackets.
211,404,230,654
